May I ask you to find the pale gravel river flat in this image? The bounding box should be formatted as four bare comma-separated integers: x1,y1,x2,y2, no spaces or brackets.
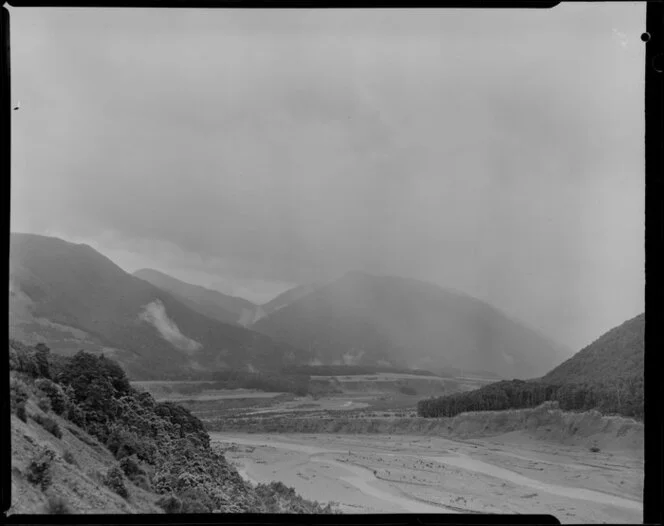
211,432,643,522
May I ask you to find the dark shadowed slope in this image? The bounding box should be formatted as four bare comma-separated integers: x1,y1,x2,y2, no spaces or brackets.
133,268,255,326
9,233,307,379
253,271,571,379
542,313,644,385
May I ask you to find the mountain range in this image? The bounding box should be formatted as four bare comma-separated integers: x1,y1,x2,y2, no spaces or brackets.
9,233,307,379
132,268,256,326
252,271,572,379
10,232,574,380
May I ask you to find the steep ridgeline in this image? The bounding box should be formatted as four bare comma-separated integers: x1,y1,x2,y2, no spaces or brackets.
259,283,320,319
253,271,570,379
417,313,645,420
9,340,335,514
541,313,644,384
9,233,308,379
133,268,256,326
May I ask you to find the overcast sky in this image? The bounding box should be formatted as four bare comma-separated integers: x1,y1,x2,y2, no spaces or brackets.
10,4,645,350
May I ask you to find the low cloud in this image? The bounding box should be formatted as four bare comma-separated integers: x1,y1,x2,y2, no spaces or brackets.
342,350,365,366
138,300,202,353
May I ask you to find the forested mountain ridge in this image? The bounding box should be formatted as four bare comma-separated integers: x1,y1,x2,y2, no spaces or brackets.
253,271,570,379
9,339,336,514
9,233,308,379
541,313,644,384
417,313,645,420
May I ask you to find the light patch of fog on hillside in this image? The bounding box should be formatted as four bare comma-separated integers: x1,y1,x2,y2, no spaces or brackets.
342,350,365,366
138,300,202,353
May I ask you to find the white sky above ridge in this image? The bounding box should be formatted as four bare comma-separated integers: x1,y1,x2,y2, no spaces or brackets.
10,4,645,349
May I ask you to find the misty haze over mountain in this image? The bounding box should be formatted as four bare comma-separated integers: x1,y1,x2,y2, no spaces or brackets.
9,4,644,352
8,4,647,521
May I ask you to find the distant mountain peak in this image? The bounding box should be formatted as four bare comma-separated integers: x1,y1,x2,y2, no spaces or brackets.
254,272,570,379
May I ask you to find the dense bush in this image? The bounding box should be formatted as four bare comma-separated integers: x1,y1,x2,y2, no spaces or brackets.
35,378,68,415
56,351,131,406
33,414,63,438
179,487,213,513
104,465,129,499
119,454,150,489
27,448,55,491
34,343,52,379
10,376,30,405
37,395,52,413
417,376,644,421
65,402,86,428
119,455,144,479
10,341,335,514
10,376,30,421
154,402,209,448
156,494,182,514
106,426,143,460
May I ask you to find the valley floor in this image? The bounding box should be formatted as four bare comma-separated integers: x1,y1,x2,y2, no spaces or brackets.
211,432,643,523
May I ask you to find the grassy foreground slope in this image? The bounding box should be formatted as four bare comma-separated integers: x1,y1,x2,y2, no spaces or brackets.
9,339,335,514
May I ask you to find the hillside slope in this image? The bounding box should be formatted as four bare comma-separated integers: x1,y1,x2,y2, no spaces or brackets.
10,395,162,514
253,271,570,379
9,340,336,514
133,268,255,326
259,283,319,318
9,233,308,379
542,313,644,385
417,313,645,420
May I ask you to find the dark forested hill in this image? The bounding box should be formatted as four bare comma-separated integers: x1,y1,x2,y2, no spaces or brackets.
418,313,645,420
541,313,644,385
253,271,570,379
9,233,307,379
